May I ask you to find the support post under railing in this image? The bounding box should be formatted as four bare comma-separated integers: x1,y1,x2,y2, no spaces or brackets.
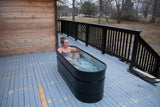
129,32,140,71
61,20,63,34
154,59,160,77
85,25,89,46
101,27,107,54
67,21,69,37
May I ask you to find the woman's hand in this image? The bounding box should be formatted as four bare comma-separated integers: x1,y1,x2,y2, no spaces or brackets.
71,47,76,52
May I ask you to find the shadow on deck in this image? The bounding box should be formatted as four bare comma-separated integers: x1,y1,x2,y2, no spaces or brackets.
0,34,160,107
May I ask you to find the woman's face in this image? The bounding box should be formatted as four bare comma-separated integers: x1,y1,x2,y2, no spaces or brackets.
63,39,69,47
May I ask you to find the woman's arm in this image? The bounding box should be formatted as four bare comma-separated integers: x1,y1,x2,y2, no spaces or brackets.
69,47,77,52
65,57,89,69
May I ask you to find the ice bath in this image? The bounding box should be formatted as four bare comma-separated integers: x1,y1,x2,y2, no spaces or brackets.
57,46,107,103
65,49,105,72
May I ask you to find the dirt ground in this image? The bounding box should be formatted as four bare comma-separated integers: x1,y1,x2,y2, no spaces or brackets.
61,16,160,55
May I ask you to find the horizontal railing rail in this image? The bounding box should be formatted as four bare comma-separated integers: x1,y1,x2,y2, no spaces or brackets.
57,19,160,78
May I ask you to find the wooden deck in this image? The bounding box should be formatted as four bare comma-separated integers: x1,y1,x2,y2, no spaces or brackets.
0,34,160,107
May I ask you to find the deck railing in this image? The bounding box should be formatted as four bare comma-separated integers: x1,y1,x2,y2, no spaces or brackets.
57,20,160,78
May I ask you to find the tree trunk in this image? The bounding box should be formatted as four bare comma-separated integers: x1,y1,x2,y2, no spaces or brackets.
117,5,121,23
98,0,102,24
151,0,158,22
72,0,75,21
144,12,148,18
117,11,121,23
115,1,122,24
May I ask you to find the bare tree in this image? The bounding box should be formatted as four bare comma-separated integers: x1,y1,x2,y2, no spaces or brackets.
77,0,83,18
114,0,124,23
156,0,160,24
133,0,141,19
102,0,113,22
98,0,103,24
57,0,66,18
121,0,134,20
140,0,152,18
72,0,75,21
151,0,158,22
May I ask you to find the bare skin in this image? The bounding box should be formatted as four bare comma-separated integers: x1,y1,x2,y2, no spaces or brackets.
57,39,75,53
57,39,88,69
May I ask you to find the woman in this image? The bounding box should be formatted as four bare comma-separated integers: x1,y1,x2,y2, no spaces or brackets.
57,36,88,69
57,36,76,57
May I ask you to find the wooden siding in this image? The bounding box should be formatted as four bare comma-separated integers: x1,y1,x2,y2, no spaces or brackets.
0,0,57,57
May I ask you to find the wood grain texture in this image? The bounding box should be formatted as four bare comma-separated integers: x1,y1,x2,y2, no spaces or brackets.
38,84,49,107
0,1,55,7
0,0,56,57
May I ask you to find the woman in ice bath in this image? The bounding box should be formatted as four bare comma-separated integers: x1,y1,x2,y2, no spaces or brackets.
58,36,76,57
57,36,88,68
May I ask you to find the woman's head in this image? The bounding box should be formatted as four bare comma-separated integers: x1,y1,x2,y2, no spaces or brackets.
60,36,69,47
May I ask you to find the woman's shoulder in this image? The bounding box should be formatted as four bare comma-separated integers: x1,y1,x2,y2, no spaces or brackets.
68,46,75,51
57,47,62,53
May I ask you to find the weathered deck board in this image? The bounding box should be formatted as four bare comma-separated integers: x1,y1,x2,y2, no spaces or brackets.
26,56,37,107
30,55,42,107
0,57,9,105
0,34,160,107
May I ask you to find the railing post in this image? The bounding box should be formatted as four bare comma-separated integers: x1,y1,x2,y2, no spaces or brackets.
154,59,160,77
129,32,140,71
101,27,107,54
67,21,69,37
59,20,61,33
75,23,78,41
61,20,63,34
85,25,89,46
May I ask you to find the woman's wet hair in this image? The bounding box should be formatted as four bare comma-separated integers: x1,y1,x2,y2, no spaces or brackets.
60,36,67,45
